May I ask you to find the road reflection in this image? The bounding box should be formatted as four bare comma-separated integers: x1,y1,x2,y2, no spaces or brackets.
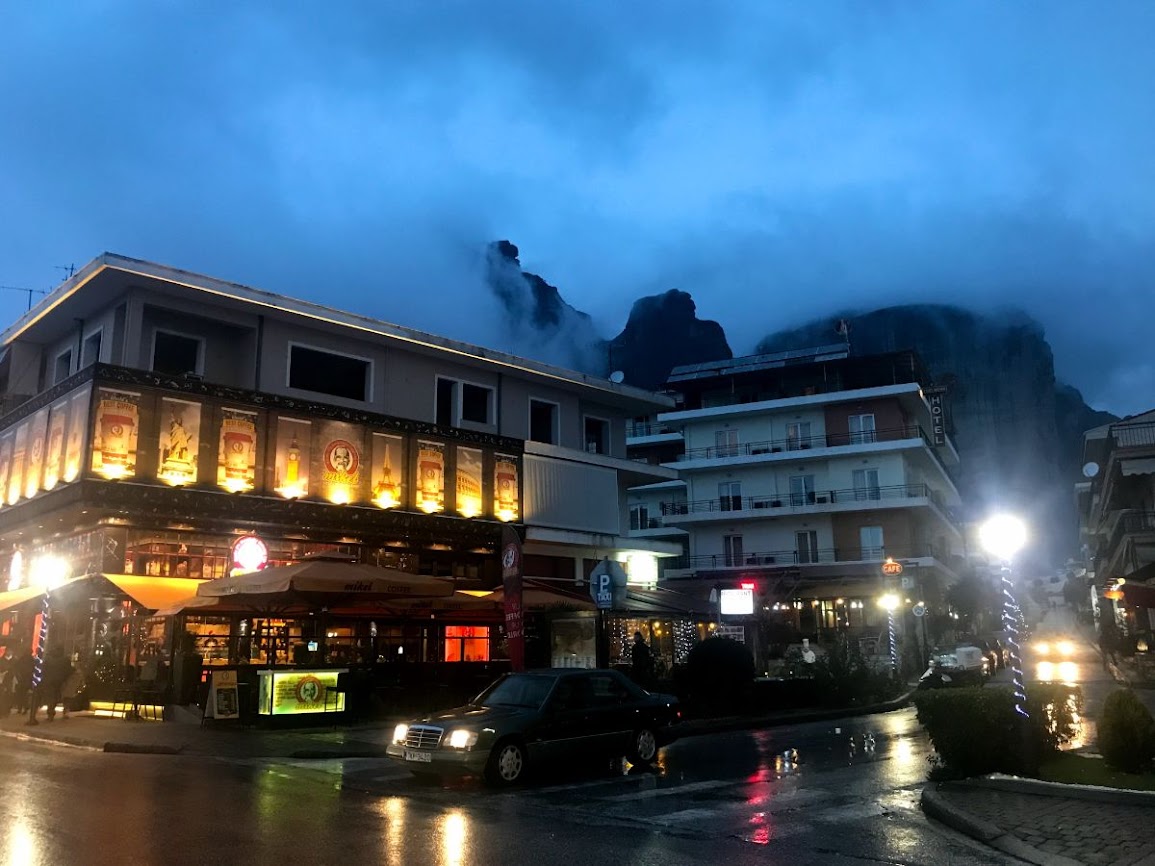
438,811,469,866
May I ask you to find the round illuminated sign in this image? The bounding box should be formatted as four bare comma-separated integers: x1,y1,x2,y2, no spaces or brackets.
231,535,269,573
882,560,904,576
324,440,359,475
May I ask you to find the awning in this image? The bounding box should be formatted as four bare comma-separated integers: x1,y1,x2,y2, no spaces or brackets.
0,585,48,613
1122,458,1155,476
153,594,225,618
95,574,208,612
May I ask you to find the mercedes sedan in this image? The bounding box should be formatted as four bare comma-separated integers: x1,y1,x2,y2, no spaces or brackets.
386,668,681,786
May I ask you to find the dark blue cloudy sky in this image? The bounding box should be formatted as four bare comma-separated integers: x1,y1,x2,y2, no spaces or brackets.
2,2,1153,414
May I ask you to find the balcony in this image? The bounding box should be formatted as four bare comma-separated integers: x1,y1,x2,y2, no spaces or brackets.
626,421,682,439
660,482,957,522
1104,510,1155,571
664,544,946,573
1112,423,1155,450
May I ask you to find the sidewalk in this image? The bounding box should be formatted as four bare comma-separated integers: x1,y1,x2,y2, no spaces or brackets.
923,776,1155,866
0,689,917,758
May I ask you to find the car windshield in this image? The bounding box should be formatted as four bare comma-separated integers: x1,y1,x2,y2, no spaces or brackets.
473,674,557,709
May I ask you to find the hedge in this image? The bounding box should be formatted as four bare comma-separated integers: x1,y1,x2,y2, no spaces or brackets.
1098,689,1155,773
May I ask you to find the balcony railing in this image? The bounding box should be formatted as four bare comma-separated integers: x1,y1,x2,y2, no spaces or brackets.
627,421,680,438
1112,422,1155,450
680,425,931,461
1106,510,1155,565
660,483,952,516
665,544,944,571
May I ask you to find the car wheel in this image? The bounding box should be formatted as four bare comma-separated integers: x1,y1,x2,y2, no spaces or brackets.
629,727,659,765
485,739,527,786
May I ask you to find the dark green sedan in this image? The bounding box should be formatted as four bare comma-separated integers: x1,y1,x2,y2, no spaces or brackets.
385,668,682,785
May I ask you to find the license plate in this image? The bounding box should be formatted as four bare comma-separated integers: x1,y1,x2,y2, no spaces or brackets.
404,749,432,763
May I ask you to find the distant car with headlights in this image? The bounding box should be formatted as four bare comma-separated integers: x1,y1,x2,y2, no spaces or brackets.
1032,637,1077,658
385,669,681,786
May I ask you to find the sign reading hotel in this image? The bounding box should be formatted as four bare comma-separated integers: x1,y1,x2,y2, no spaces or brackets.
926,387,947,447
157,398,201,487
218,408,258,493
91,389,140,480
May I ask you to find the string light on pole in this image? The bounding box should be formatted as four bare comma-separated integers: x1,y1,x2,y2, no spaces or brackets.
28,556,71,689
878,594,900,674
980,514,1029,719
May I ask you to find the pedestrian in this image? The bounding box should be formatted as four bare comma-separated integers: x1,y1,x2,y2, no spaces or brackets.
59,661,83,720
11,647,34,715
631,631,654,687
0,654,12,717
27,646,70,725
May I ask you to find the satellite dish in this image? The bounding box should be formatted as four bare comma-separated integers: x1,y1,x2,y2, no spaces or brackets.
1082,462,1100,478
609,370,625,384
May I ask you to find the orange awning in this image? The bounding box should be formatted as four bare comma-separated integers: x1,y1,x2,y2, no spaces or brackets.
97,574,208,612
0,585,48,613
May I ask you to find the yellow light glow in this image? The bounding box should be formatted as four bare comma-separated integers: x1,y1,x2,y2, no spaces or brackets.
496,507,516,522
328,487,351,506
457,496,482,518
1057,661,1078,681
97,464,130,481
63,457,81,483
1056,640,1075,656
373,491,400,509
439,811,469,866
29,555,70,591
158,470,192,487
1037,661,1055,680
877,594,900,611
220,477,253,494
419,500,443,514
276,484,306,500
1034,641,1051,655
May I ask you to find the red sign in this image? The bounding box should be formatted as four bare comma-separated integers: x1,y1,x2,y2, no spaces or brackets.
882,560,904,576
501,526,524,672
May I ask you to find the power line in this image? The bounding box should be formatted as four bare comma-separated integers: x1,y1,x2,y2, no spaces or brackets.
0,285,49,311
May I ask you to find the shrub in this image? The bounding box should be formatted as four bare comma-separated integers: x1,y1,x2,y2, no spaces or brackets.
914,683,1083,778
679,637,755,712
812,636,901,707
1098,689,1155,773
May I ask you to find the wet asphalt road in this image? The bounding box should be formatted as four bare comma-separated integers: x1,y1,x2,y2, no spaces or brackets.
0,706,1012,866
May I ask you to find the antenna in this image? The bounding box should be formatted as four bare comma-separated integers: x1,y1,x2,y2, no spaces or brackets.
56,263,76,280
0,285,48,311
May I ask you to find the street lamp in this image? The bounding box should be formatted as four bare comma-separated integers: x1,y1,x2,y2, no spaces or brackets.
980,514,1029,718
27,555,71,690
878,593,900,673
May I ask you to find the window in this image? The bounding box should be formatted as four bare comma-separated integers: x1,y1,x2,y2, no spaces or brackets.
719,481,742,511
436,378,456,427
152,331,202,376
796,530,819,564
853,468,881,501
461,383,493,425
630,504,652,531
723,534,744,567
786,422,811,451
287,344,369,402
849,414,877,444
859,526,885,560
529,399,559,444
584,416,610,454
789,474,815,506
443,625,490,662
715,429,739,457
53,350,72,385
81,330,102,368
588,673,631,706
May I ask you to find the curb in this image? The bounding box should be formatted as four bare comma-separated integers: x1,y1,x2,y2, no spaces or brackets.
678,689,915,738
968,774,1155,807
0,727,103,752
920,786,1083,866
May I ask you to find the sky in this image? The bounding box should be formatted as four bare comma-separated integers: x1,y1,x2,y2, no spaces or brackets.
2,2,1153,415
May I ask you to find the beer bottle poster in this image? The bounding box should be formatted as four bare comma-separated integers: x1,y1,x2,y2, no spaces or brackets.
23,407,49,499
494,454,520,522
370,433,405,508
273,417,311,498
217,407,258,492
416,440,445,513
0,432,13,506
63,386,91,483
91,389,140,480
7,421,29,505
157,398,201,487
42,400,68,491
456,446,483,518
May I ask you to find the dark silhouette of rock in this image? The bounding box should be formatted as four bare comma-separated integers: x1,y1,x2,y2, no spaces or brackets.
606,290,733,390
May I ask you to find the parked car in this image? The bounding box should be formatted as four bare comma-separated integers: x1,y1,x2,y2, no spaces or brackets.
918,644,990,689
385,668,682,786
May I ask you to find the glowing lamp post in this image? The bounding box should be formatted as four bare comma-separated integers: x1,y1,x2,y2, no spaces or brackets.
878,593,900,674
28,556,71,689
980,514,1029,718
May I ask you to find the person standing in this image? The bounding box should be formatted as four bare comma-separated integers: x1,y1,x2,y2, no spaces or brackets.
12,647,34,716
59,661,83,720
27,647,70,725
631,631,654,687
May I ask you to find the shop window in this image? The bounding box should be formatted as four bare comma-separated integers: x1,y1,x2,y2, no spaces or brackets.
443,625,490,662
152,330,202,376
287,344,370,402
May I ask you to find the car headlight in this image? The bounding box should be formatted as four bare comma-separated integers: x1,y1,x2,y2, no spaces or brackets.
392,724,409,745
1057,640,1075,656
1034,641,1050,655
447,729,479,749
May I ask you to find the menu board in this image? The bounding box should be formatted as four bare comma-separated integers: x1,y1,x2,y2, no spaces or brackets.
257,669,346,715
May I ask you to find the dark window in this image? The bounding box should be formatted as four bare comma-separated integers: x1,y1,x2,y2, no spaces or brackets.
529,400,557,444
288,345,369,401
462,383,492,425
53,351,72,385
584,417,609,454
81,331,102,367
436,378,456,426
152,332,200,376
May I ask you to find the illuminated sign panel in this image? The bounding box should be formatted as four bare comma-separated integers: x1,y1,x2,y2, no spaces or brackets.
257,669,346,715
720,588,755,616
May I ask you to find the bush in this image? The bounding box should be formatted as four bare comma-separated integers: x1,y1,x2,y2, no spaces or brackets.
1098,689,1155,773
914,683,1082,778
812,636,901,707
678,637,755,712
